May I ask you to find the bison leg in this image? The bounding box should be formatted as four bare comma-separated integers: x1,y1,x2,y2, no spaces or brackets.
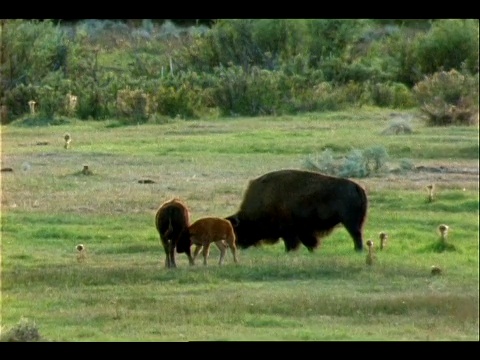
168,241,177,268
192,245,203,265
298,233,319,252
162,242,175,268
230,248,238,264
282,234,302,252
202,243,211,266
342,219,364,252
224,236,238,264
161,238,173,268
215,241,227,265
185,247,195,266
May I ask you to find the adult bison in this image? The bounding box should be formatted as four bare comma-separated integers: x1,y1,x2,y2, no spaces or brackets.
155,198,193,268
225,169,368,252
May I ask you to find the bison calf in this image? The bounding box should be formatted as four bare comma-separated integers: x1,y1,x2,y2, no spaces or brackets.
155,198,193,268
178,217,238,266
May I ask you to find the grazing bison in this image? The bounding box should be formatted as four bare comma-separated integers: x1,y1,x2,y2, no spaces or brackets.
225,169,368,252
177,217,238,266
155,198,193,268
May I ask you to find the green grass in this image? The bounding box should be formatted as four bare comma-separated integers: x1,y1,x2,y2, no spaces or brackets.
1,108,478,341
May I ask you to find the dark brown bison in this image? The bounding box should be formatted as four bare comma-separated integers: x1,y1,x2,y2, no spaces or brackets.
177,217,238,266
155,198,193,268
225,169,368,252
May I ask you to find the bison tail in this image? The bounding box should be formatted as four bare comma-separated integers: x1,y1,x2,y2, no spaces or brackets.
355,182,368,222
164,218,174,238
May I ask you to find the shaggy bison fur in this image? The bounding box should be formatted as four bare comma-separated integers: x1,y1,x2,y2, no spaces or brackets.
225,169,368,252
155,198,192,268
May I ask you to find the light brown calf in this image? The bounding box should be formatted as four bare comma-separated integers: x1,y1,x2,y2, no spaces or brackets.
187,217,238,266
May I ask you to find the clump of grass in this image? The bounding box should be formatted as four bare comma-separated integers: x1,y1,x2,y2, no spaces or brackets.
418,224,458,253
72,165,94,176
421,240,457,254
432,241,456,252
0,318,44,342
431,265,442,275
399,158,415,171
381,119,413,135
436,224,456,252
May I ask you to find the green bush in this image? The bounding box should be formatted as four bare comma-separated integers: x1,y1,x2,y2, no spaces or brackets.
415,19,479,76
210,65,286,116
292,81,368,113
116,88,150,123
413,69,479,126
374,27,426,87
0,20,69,122
331,81,365,108
391,82,417,108
366,82,416,108
3,84,38,119
2,19,478,123
35,71,75,119
309,82,344,112
153,84,200,119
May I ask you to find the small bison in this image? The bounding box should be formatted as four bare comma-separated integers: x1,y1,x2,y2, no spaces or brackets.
155,198,193,268
177,217,238,266
226,169,368,252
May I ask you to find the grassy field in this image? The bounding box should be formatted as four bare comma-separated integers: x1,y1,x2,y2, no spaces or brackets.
1,108,479,341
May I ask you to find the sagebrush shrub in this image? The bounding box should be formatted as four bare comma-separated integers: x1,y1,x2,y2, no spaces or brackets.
305,146,390,178
413,69,479,126
381,118,414,135
0,318,42,342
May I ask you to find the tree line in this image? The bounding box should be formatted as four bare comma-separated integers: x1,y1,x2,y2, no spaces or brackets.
0,19,478,125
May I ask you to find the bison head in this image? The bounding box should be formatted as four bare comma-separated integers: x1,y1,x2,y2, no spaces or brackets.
225,214,277,249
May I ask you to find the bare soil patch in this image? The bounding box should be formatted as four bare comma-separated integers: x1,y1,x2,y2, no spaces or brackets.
363,161,479,191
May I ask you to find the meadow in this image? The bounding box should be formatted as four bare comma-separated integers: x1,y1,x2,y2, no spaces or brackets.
0,108,478,341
